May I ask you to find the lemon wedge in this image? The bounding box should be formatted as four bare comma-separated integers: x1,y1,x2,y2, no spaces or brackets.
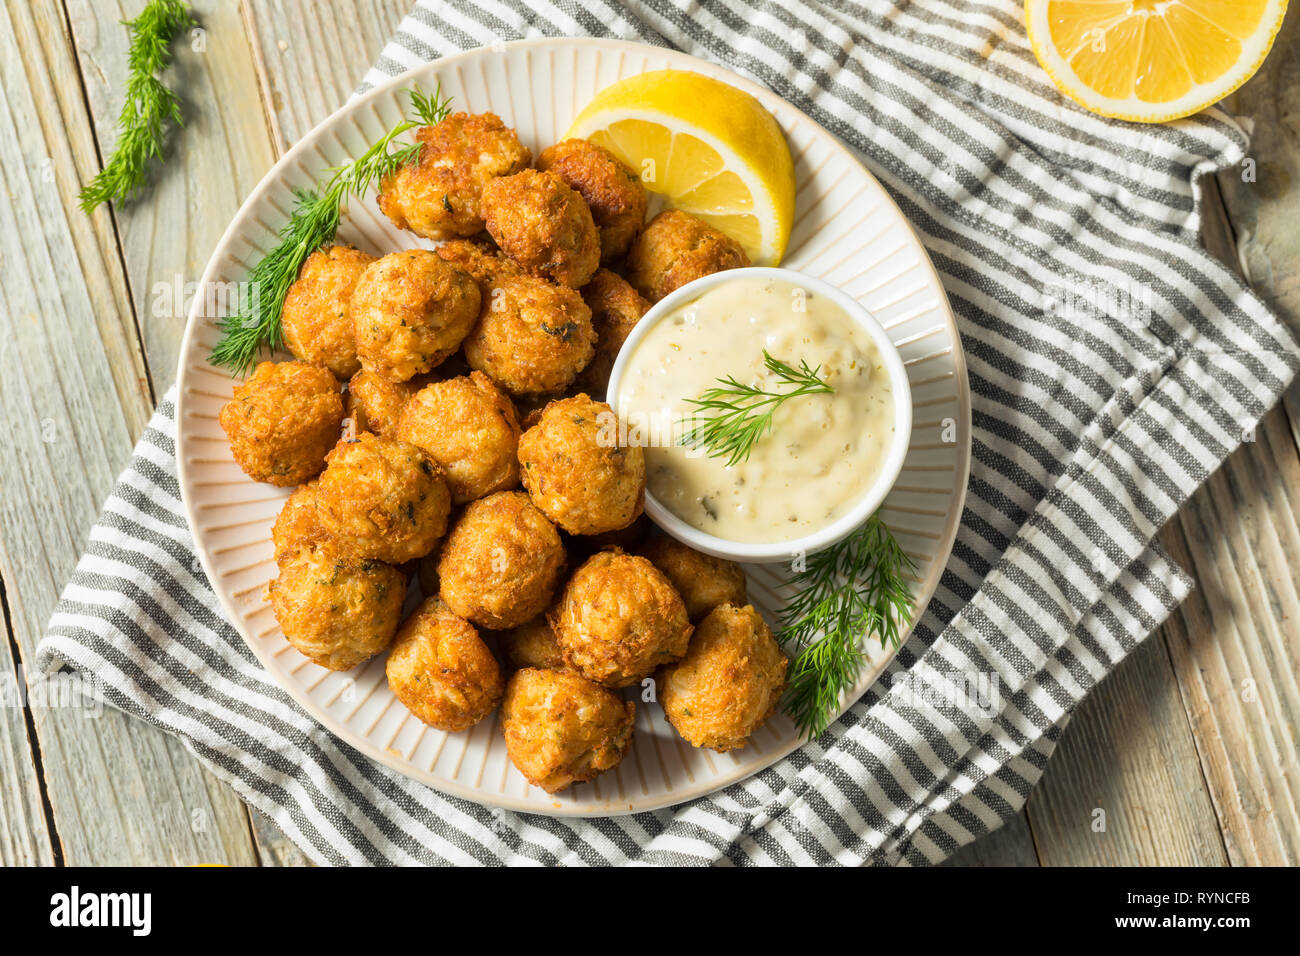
1025,0,1288,123
566,70,797,265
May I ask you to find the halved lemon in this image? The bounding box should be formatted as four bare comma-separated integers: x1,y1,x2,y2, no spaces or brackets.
1025,0,1289,123
566,70,797,265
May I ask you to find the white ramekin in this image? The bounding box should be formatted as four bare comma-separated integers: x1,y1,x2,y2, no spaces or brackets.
607,266,912,564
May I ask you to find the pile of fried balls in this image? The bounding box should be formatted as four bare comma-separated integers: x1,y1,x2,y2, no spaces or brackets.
218,111,786,793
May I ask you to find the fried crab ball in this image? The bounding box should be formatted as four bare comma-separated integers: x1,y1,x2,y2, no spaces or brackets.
498,615,565,672
270,541,406,671
396,372,520,504
385,598,504,732
518,394,644,535
641,535,747,623
279,245,374,378
434,237,524,294
377,111,531,239
315,433,451,564
220,360,344,486
463,275,595,396
537,139,648,263
346,369,416,438
659,603,787,752
436,491,567,630
271,481,329,565
550,549,692,688
351,250,481,382
574,269,650,395
624,209,750,303
481,168,600,288
501,667,635,793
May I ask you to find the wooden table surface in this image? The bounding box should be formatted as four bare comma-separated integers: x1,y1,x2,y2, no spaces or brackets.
2,0,1297,867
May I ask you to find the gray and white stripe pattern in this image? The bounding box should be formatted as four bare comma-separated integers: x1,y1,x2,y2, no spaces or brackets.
38,0,1299,865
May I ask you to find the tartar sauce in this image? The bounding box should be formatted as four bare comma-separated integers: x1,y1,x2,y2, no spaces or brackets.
615,278,895,544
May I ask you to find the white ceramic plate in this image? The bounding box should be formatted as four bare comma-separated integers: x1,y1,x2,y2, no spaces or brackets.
176,38,971,816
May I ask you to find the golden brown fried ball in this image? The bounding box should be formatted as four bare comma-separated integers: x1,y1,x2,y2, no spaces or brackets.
537,139,647,263
550,549,692,688
346,369,416,438
271,481,329,564
315,433,451,564
220,360,344,486
659,603,787,752
385,598,503,732
396,372,520,504
641,535,747,623
482,169,600,288
498,615,565,672
574,269,650,395
378,112,531,239
434,238,524,294
351,250,481,382
436,491,566,630
270,541,405,671
518,394,644,535
501,667,635,793
624,209,750,302
280,245,374,379
463,275,595,396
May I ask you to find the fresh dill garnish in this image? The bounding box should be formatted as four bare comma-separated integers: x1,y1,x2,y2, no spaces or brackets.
209,85,452,374
779,513,917,740
79,0,196,213
677,350,833,466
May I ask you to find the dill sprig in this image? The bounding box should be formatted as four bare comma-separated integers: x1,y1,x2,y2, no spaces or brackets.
678,351,833,466
779,513,918,740
79,0,196,213
209,85,452,374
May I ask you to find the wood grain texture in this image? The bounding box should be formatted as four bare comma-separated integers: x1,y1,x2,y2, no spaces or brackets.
65,0,279,388
1216,4,1300,339
0,0,258,866
1026,638,1230,865
0,586,55,866
942,810,1040,867
1215,5,1300,456
1160,407,1300,865
242,0,411,148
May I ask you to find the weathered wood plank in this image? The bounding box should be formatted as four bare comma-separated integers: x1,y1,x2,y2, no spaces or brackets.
0,584,55,866
1215,5,1300,480
942,810,1039,867
13,0,152,427
0,0,258,866
1159,407,1300,865
65,0,280,388
242,0,412,148
1160,8,1300,867
1215,4,1300,342
1026,637,1230,865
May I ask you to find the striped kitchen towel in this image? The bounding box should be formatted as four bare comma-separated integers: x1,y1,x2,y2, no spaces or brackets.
38,0,1299,865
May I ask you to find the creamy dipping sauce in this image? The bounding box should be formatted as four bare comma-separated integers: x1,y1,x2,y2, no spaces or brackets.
615,278,895,544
